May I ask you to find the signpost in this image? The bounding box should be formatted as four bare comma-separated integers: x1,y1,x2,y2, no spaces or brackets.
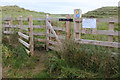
74,9,82,40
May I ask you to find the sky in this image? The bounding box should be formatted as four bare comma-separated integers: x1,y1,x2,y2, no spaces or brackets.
1,0,119,14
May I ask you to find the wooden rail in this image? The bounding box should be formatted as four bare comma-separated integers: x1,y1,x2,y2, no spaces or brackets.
53,27,65,31
18,32,29,40
75,39,120,48
3,25,46,34
3,25,45,28
3,31,14,34
81,30,120,36
18,38,30,48
35,39,46,42
33,32,46,36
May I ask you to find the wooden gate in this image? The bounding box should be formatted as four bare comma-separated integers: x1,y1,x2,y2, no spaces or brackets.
46,15,72,51
18,16,34,56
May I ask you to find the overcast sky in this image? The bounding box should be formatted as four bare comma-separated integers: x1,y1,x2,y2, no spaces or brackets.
1,0,119,14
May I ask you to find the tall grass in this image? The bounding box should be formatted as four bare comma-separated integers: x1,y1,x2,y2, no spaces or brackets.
48,39,120,78
2,33,50,78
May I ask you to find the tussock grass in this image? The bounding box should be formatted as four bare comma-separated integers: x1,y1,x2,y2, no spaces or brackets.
2,33,50,78
48,39,120,78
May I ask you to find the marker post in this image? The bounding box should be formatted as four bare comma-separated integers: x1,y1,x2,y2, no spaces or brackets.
74,9,82,40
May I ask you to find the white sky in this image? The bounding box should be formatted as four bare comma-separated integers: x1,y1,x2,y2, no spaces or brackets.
1,0,119,14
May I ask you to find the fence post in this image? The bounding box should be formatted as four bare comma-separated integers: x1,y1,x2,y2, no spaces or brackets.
73,9,82,40
92,19,97,34
49,17,52,47
19,16,23,39
5,16,10,32
46,14,49,51
29,15,34,56
66,14,71,40
108,21,114,42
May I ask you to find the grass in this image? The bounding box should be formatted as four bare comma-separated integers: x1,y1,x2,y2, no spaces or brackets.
47,39,120,78
83,7,118,18
1,5,49,18
2,34,50,78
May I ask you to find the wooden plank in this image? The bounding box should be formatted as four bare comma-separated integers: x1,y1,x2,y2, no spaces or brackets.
53,27,65,31
18,38,30,49
3,25,45,29
25,49,30,55
32,18,46,21
29,15,34,56
33,25,45,28
21,27,28,31
46,15,50,51
3,25,19,28
97,18,118,23
48,20,52,47
19,16,23,40
3,31,14,34
108,22,114,42
3,25,28,31
75,39,120,48
33,32,46,36
35,39,46,42
23,25,45,29
2,17,28,21
81,30,120,36
18,32,29,40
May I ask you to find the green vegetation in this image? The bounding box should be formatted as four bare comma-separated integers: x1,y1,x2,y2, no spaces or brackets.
1,5,49,18
2,34,50,78
83,7,118,18
48,40,120,78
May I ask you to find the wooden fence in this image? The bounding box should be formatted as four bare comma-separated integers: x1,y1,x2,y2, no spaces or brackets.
73,9,120,48
46,14,72,51
76,21,120,48
3,16,47,56
2,10,120,55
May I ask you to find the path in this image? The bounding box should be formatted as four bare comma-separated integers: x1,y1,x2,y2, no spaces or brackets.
33,49,48,75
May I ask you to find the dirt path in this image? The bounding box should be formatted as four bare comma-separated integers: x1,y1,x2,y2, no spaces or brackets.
32,49,49,75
